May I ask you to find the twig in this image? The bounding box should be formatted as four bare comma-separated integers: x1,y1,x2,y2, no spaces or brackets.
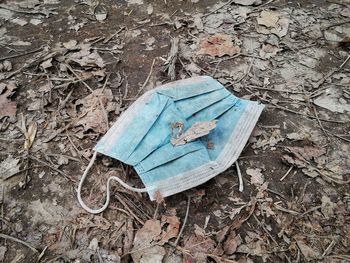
321,240,336,258
0,232,39,253
311,54,350,95
235,161,243,192
298,205,322,217
103,27,126,44
115,194,144,225
253,214,278,245
0,4,57,17
64,63,94,93
3,165,44,181
313,107,330,140
201,0,234,18
27,155,75,182
134,58,156,98
280,166,293,181
0,46,43,62
174,195,191,246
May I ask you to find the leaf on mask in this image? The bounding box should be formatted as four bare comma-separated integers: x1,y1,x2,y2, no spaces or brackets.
171,120,217,146
24,122,38,150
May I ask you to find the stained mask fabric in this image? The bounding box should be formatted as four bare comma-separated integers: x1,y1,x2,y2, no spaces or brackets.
78,76,264,214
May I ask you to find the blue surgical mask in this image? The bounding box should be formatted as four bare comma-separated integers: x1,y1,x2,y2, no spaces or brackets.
78,76,264,214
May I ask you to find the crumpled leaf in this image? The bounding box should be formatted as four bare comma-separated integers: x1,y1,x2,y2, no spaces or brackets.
0,156,20,180
246,168,264,185
0,82,17,118
259,44,281,59
257,11,290,38
75,88,116,134
321,195,336,219
159,215,180,245
95,12,107,21
198,34,241,57
183,234,216,262
67,44,105,68
294,235,320,261
314,87,350,113
285,146,326,163
171,120,217,146
132,219,165,263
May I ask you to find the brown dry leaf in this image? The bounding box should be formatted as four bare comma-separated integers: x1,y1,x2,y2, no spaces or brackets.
259,44,281,59
0,82,17,118
159,215,180,245
257,10,280,27
294,235,320,261
321,195,336,219
285,146,326,163
246,168,264,185
75,88,116,134
223,231,241,255
198,34,241,57
256,11,289,38
183,234,216,262
132,219,165,263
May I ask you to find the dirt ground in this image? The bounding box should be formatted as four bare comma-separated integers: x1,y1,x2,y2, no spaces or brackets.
0,0,350,262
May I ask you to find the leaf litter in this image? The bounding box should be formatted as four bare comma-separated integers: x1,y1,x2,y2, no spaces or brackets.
0,0,350,262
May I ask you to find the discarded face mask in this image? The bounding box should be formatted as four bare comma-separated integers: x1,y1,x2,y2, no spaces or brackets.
78,76,264,214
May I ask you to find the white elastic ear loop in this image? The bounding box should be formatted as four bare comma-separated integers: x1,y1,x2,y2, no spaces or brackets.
77,151,148,214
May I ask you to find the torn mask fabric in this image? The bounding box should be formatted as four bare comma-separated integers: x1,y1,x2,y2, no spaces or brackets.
78,76,264,214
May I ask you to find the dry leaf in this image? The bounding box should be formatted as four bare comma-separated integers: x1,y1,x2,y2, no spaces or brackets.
321,195,336,219
198,34,241,57
0,82,17,118
132,219,165,263
95,12,107,21
171,120,217,146
0,156,20,180
183,234,216,262
294,235,320,261
256,11,290,38
285,146,326,163
75,88,116,134
246,168,264,185
159,215,180,244
257,11,280,28
259,44,281,59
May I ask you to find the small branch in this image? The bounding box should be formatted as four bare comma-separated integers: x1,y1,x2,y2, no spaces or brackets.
0,46,43,62
0,232,39,253
174,195,191,246
280,166,293,181
235,161,244,192
135,58,156,98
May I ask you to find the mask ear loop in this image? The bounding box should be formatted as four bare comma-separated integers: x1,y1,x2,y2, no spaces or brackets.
77,151,148,214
